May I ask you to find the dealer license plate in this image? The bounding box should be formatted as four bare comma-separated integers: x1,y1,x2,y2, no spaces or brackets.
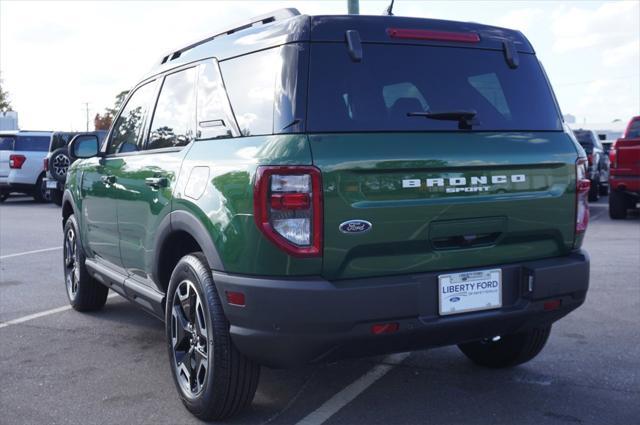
438,269,502,316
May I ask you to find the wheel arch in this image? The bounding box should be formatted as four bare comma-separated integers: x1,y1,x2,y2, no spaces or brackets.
61,189,78,227
153,210,225,293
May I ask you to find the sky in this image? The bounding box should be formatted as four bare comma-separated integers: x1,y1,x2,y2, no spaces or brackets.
1,0,639,131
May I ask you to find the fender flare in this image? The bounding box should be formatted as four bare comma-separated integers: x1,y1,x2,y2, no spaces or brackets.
152,210,225,283
62,189,79,225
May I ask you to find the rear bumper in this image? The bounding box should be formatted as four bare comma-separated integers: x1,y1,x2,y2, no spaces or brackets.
609,174,640,195
0,180,36,194
214,251,590,368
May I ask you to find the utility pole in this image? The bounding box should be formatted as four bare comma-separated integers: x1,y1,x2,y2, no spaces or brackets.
83,102,90,132
348,0,359,15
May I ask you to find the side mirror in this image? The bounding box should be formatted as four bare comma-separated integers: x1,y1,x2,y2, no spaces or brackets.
69,134,100,159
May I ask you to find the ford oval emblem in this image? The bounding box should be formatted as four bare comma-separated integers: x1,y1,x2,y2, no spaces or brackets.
339,220,372,234
450,296,461,303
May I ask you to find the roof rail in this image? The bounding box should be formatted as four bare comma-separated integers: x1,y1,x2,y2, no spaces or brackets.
159,8,300,65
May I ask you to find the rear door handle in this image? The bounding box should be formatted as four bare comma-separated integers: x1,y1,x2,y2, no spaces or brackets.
145,177,168,188
100,175,116,185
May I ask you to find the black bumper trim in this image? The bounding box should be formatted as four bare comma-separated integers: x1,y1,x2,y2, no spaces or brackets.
213,251,589,368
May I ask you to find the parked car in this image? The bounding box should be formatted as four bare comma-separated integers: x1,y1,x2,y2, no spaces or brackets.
609,115,640,218
572,129,609,200
44,131,106,206
0,130,53,202
60,10,590,420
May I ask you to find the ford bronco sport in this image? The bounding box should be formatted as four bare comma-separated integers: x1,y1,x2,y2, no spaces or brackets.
61,10,590,420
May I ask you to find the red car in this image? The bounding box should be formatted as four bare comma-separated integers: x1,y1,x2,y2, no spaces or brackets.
609,116,640,218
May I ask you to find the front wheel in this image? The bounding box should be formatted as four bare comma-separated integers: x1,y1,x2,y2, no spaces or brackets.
63,215,109,311
166,253,260,421
458,325,551,368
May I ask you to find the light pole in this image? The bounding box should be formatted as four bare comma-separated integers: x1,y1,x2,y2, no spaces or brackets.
348,0,359,15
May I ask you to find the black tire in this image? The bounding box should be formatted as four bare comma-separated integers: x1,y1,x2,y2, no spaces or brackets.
599,182,609,196
458,325,551,368
166,253,260,421
609,190,628,219
33,174,50,203
49,147,71,183
588,177,599,202
63,215,109,311
51,189,63,206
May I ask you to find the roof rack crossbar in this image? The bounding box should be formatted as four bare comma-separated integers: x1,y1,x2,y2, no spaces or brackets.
159,8,300,65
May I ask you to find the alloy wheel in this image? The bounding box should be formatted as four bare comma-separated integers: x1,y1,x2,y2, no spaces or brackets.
53,153,70,179
171,280,210,396
64,226,79,299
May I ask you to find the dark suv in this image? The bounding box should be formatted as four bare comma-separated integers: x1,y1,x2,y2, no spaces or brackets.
44,131,106,206
61,10,590,420
572,129,609,201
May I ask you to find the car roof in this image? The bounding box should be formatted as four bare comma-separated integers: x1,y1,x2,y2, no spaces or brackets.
0,130,53,137
143,9,534,82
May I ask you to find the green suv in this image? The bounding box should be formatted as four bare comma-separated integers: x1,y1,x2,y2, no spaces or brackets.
62,9,590,420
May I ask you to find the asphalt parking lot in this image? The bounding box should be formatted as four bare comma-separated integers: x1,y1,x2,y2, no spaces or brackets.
1,197,638,425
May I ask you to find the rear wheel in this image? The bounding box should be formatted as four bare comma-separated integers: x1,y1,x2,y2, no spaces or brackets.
609,190,628,219
33,174,50,203
51,188,63,206
458,325,551,368
63,215,109,311
588,177,600,202
166,253,260,421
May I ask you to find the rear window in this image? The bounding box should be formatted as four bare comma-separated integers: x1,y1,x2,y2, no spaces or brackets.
307,44,562,132
625,119,640,139
0,136,15,151
573,130,594,152
13,135,50,151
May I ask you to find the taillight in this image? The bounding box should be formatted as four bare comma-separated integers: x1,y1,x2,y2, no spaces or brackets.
575,158,590,237
387,28,480,43
254,166,322,257
43,157,49,171
609,148,618,168
9,154,26,169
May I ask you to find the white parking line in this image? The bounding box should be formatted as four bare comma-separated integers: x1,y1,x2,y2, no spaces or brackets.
0,293,119,329
295,352,410,425
0,246,62,260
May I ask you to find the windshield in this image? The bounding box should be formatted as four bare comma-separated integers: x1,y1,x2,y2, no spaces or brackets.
0,136,15,151
307,44,562,132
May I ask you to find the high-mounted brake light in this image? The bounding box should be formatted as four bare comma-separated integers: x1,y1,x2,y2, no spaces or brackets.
9,154,26,169
254,166,322,257
575,158,590,239
387,28,480,43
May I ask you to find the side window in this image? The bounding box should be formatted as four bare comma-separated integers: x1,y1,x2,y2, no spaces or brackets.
220,47,279,136
197,61,238,140
107,82,156,155
147,67,197,150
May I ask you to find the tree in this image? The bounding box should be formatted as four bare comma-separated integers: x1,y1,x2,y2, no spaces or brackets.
0,78,12,113
94,90,129,131
94,113,112,130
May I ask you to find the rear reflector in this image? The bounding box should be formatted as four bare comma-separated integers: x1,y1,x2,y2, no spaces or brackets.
544,299,561,311
226,291,245,307
387,28,480,43
371,323,399,335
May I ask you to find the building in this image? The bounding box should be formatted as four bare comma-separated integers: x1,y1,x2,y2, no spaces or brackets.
0,111,19,130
